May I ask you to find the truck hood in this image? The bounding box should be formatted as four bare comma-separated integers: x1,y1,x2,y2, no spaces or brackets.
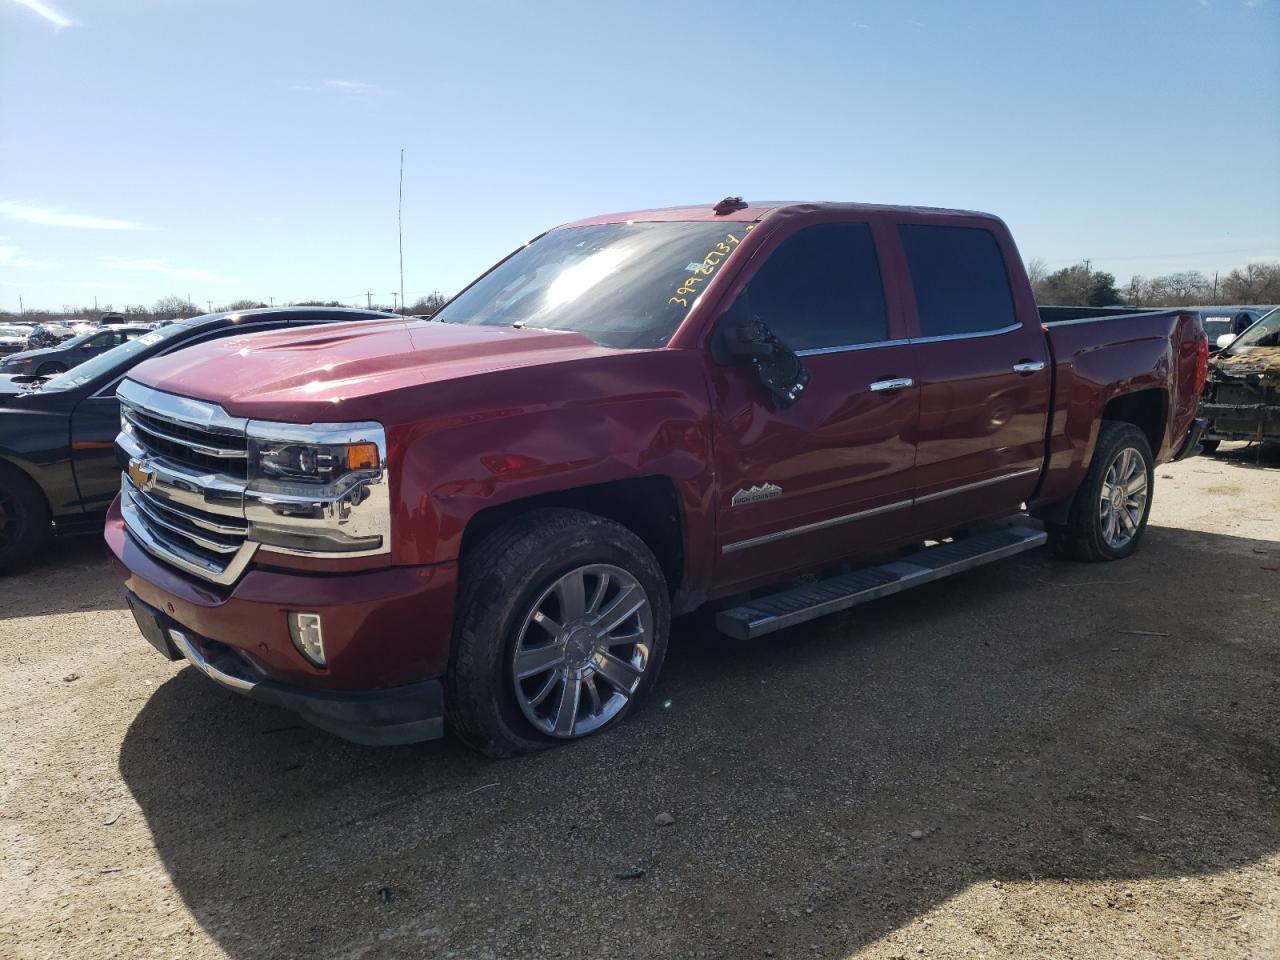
126,319,620,417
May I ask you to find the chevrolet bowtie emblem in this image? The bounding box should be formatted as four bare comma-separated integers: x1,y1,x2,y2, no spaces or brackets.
127,458,156,491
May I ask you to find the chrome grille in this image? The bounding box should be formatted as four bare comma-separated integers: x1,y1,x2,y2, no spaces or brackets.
116,380,257,585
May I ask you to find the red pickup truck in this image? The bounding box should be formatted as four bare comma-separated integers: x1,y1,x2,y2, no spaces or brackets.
107,200,1208,755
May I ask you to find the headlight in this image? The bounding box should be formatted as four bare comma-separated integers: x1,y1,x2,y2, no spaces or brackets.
243,421,391,557
249,438,380,484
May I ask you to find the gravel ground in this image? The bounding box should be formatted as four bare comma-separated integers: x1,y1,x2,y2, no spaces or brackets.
2,443,1277,960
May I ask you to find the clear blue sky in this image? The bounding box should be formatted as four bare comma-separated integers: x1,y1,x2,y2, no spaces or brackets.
2,0,1277,312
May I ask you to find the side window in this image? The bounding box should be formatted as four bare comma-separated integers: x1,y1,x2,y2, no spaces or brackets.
898,224,1017,337
737,222,888,352
87,332,113,349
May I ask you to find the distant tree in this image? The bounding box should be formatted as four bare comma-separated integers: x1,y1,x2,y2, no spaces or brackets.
1122,275,1150,307
1036,264,1120,306
1025,258,1048,287
291,300,344,307
409,291,450,315
153,294,197,317
1220,262,1280,305
222,299,267,311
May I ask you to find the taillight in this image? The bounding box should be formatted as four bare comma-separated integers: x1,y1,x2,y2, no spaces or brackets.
1194,333,1209,394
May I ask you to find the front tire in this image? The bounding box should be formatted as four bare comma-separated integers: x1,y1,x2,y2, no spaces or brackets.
1199,439,1220,455
1048,421,1154,562
0,464,52,574
446,508,670,757
35,362,67,376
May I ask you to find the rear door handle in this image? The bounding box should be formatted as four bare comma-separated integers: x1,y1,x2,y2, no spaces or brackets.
869,377,914,392
1012,360,1046,375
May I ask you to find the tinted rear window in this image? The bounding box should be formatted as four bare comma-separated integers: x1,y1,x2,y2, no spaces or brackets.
899,224,1017,337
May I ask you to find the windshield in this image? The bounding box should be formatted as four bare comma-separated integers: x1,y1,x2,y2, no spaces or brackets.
1222,307,1279,354
39,326,185,391
433,221,755,349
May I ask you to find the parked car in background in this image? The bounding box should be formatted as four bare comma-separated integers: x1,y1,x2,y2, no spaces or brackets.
1200,307,1264,353
107,199,1208,754
1200,305,1280,453
0,325,30,358
0,325,154,377
23,324,76,350
0,307,396,572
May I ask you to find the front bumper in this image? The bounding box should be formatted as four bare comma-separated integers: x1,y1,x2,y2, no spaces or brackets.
127,593,444,745
106,496,457,745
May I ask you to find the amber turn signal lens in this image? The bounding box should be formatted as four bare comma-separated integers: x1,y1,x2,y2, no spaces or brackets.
345,442,380,471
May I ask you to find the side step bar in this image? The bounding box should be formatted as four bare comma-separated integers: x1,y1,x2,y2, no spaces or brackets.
715,525,1047,640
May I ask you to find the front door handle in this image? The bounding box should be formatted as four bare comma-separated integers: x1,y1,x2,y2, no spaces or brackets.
869,377,914,393
1012,360,1046,375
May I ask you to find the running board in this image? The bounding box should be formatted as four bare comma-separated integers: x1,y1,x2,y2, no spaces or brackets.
715,525,1047,640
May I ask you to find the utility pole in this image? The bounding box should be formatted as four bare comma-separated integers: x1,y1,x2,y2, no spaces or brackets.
366,291,372,309
18,296,23,315
94,295,98,311
207,300,213,313
269,297,275,307
1212,271,1219,300
187,292,193,314
391,292,399,313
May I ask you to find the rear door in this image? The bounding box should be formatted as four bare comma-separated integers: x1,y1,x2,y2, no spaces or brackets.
890,218,1050,535
709,217,919,591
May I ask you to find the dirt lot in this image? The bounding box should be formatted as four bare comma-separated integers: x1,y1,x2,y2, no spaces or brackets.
2,445,1277,960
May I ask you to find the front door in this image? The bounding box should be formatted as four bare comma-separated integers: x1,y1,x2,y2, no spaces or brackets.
891,219,1051,536
708,219,920,592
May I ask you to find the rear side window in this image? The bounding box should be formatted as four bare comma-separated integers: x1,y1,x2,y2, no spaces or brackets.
899,224,1017,337
739,222,888,351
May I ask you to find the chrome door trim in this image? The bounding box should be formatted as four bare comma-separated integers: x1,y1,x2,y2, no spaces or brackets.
795,338,910,358
908,323,1021,345
721,467,1041,554
722,498,913,554
913,467,1040,505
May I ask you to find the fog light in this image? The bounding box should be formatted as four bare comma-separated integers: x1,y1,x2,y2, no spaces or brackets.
288,612,326,666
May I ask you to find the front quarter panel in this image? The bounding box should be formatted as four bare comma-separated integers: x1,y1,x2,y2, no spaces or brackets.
388,349,716,589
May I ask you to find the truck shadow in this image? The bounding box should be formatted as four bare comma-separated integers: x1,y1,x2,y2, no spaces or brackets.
117,525,1279,959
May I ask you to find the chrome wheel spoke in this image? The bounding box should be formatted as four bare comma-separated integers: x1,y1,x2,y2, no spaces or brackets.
586,572,610,615
514,643,563,680
583,675,603,715
530,610,563,636
527,672,559,708
553,677,581,736
595,583,644,635
1099,446,1147,548
1118,508,1137,534
595,651,642,693
555,570,588,620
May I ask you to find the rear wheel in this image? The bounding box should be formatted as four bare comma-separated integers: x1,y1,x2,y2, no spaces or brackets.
35,362,67,376
0,464,52,574
1199,439,1220,454
1049,421,1154,562
446,508,670,757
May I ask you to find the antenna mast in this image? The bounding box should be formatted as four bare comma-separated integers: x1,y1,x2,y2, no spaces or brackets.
398,149,406,314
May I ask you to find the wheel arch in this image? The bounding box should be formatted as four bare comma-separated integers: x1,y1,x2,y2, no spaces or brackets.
1101,388,1167,460
458,475,686,603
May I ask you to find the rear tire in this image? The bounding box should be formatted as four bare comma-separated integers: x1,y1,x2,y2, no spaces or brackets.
35,362,67,376
445,508,670,757
0,464,52,574
1199,439,1220,454
1048,421,1154,562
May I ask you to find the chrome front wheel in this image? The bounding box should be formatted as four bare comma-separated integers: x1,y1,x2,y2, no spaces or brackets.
511,563,654,739
1098,446,1148,550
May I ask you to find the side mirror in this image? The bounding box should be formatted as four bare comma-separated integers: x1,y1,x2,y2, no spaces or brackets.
717,317,810,410
1216,333,1236,350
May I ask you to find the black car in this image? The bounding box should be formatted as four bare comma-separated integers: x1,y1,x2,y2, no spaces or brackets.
1200,308,1264,353
0,325,155,377
0,307,397,572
